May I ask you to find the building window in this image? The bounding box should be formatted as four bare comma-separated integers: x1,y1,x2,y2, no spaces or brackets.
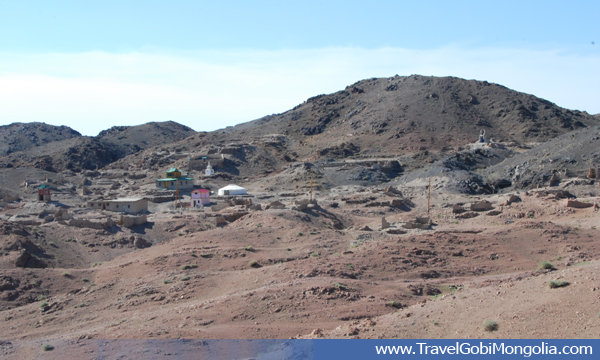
128,205,130,208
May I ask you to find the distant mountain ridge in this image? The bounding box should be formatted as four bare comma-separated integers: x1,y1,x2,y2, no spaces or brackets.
0,121,196,172
2,75,599,177
0,122,81,156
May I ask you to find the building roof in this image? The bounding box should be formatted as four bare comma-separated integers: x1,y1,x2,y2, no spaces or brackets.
167,167,179,172
192,189,210,193
156,177,194,181
108,197,147,202
38,184,51,189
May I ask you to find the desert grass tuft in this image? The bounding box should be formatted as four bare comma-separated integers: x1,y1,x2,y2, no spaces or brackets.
483,319,498,332
538,261,555,270
548,280,570,288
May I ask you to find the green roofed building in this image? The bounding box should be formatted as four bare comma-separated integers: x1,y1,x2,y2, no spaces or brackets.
155,167,194,190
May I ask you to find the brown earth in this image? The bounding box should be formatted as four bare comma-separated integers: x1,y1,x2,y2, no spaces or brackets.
0,181,598,344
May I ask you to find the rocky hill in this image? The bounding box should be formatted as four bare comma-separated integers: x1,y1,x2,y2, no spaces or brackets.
105,75,599,192
483,124,600,189
223,75,599,155
0,123,81,156
96,121,196,160
1,75,598,190
0,121,196,172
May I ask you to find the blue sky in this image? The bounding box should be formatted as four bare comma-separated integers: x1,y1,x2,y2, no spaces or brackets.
0,1,598,136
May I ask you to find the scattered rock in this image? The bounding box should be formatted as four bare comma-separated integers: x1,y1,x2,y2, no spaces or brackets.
567,200,594,209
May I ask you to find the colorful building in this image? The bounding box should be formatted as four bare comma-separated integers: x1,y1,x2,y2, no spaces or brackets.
191,189,210,207
37,184,51,202
155,167,194,190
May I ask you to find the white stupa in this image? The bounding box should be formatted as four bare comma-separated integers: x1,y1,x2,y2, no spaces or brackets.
205,162,214,176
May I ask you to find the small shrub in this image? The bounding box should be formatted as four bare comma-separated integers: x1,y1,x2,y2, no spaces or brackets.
180,276,190,281
42,344,54,351
539,262,555,270
178,233,183,236
255,223,262,227
297,232,303,236
49,241,57,247
2,251,8,256
334,283,347,290
310,252,319,257
74,303,86,308
548,280,570,288
286,248,291,251
276,237,281,240
40,301,48,308
483,319,498,332
92,262,103,267
249,260,259,267
90,283,96,286
181,264,197,270
200,253,211,258
310,231,317,235
387,300,402,308
347,264,354,269
61,272,70,277
190,252,197,257
82,278,89,282
37,295,47,301
244,245,255,252
163,278,173,284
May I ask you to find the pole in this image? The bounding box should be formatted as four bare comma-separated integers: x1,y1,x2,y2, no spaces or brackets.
175,179,180,209
427,177,431,213
310,169,313,202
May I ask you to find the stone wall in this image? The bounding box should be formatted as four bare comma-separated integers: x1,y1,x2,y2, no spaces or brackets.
119,214,148,228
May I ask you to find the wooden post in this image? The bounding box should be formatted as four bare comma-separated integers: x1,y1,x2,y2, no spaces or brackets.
427,177,431,213
310,169,313,202
175,179,181,209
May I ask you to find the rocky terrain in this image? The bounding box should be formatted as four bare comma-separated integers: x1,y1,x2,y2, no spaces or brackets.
0,75,599,357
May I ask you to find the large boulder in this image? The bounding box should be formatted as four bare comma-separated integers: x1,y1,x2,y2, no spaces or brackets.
470,201,493,211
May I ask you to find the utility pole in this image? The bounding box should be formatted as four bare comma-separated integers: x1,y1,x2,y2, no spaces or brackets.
310,169,313,202
427,177,431,213
175,179,182,210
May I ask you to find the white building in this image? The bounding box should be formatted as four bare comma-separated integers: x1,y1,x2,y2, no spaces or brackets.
218,184,247,196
